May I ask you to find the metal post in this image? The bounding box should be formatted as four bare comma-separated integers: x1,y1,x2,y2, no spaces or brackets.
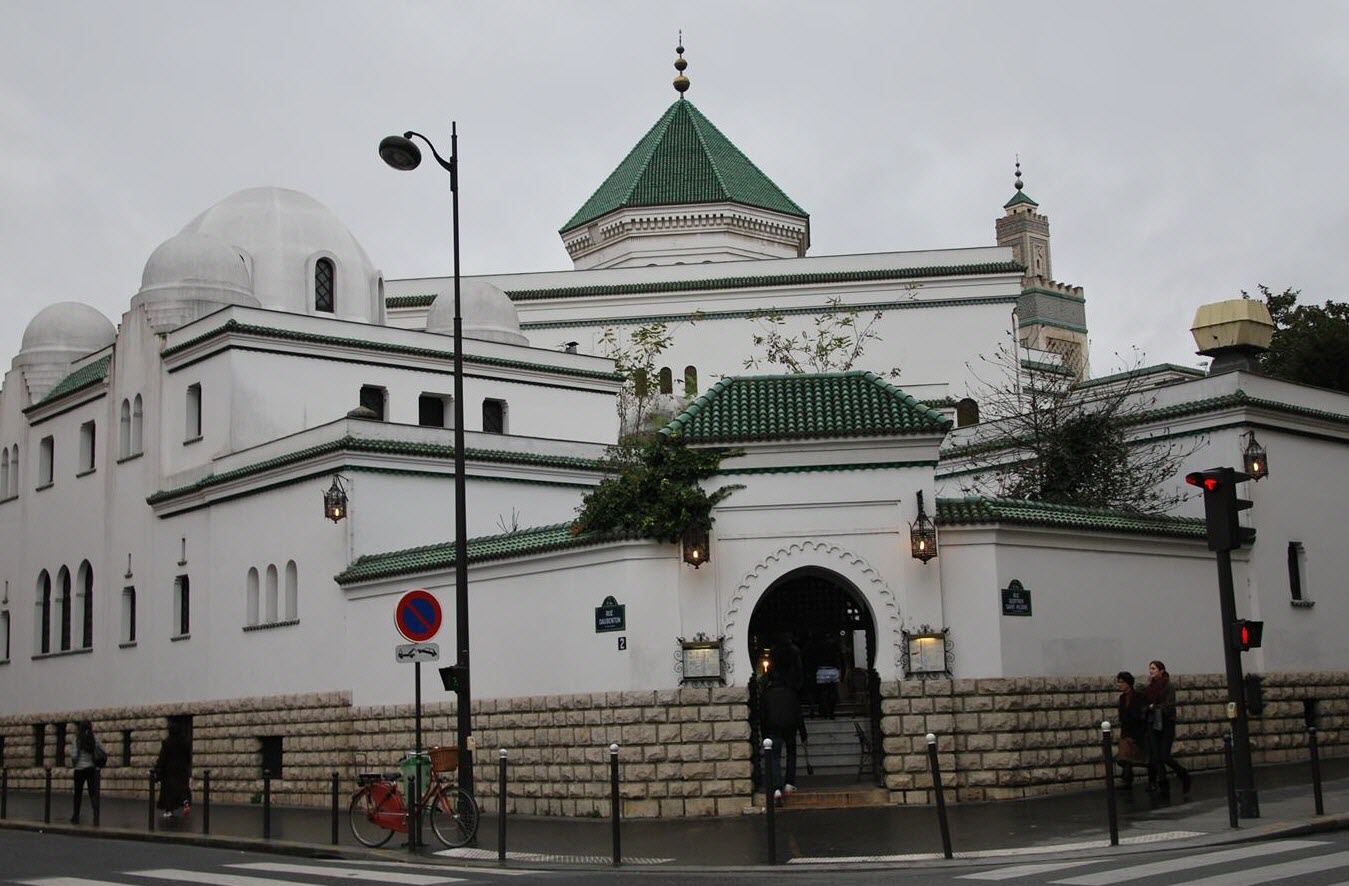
331,771,340,844
1100,721,1119,846
1223,732,1238,828
414,662,423,850
926,733,953,859
262,769,272,840
43,765,51,824
202,770,211,834
148,769,156,832
609,743,621,866
498,749,508,863
406,774,417,850
1309,727,1324,816
1215,547,1258,817
92,768,100,828
1,767,7,818
762,739,777,865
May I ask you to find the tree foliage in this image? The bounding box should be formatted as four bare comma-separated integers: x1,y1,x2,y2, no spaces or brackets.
1251,285,1349,393
596,317,701,437
957,343,1200,513
573,436,742,542
743,294,905,378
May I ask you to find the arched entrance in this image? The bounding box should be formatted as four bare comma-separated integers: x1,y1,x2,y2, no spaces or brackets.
747,567,882,791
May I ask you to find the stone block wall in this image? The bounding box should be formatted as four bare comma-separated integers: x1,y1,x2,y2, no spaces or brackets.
878,671,1349,804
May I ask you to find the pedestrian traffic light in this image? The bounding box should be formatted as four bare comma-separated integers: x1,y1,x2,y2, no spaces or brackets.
438,665,464,693
1230,619,1264,652
1185,467,1255,552
1244,673,1265,716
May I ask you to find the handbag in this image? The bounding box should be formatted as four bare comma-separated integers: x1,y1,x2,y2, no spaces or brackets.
1150,707,1164,731
94,745,108,768
1116,736,1147,764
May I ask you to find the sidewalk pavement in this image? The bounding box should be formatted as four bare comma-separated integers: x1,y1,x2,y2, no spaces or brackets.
2,758,1346,868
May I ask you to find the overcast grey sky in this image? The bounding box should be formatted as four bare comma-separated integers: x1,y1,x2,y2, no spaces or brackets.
2,1,1346,376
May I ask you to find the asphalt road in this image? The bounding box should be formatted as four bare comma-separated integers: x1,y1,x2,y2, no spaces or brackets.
2,829,1348,885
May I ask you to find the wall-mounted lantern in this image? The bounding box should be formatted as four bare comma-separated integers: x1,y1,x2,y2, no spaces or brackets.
323,475,349,523
1242,430,1269,480
909,491,938,563
682,525,710,568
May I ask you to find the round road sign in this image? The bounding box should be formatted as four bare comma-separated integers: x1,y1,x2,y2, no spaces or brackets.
395,589,442,643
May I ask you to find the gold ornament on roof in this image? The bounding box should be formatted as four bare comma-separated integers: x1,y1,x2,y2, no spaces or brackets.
673,35,690,96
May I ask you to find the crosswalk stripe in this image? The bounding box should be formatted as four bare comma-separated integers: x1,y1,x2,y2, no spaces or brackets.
16,879,127,886
129,872,315,886
228,862,464,884
1050,840,1328,885
1170,850,1349,886
960,860,1106,880
314,859,539,877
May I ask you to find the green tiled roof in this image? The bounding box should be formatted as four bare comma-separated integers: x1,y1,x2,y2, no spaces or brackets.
507,262,1025,302
936,496,1208,539
148,436,604,506
386,294,438,310
1003,190,1039,209
1076,363,1208,390
662,371,951,443
27,354,113,410
335,522,639,585
562,99,806,233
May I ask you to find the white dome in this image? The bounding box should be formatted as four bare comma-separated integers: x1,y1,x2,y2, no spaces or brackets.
181,187,379,322
427,279,528,346
20,302,116,355
141,231,253,294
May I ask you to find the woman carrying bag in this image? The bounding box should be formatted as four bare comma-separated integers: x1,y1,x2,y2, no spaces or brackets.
1114,671,1148,789
69,720,107,824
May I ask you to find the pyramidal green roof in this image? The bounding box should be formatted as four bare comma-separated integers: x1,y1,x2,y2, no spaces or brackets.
662,371,951,444
1003,189,1039,209
561,99,807,233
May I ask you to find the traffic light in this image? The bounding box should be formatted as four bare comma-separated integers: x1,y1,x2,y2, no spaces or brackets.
438,665,465,693
1230,619,1264,652
1244,673,1265,716
1185,467,1254,552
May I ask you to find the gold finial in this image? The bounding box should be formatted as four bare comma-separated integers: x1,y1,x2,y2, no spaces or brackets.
673,34,690,96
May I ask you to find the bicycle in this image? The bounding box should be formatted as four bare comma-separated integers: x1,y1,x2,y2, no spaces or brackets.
349,746,479,848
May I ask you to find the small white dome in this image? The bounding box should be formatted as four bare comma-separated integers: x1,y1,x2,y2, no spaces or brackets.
20,302,116,355
181,187,378,322
427,279,528,346
141,231,253,294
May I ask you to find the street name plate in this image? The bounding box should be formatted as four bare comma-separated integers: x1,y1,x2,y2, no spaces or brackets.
396,642,440,663
1001,580,1032,616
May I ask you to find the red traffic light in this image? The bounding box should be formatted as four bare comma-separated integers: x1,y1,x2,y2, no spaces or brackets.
1186,473,1221,492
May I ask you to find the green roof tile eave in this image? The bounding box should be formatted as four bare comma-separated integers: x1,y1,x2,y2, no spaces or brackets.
26,354,113,411
935,496,1210,540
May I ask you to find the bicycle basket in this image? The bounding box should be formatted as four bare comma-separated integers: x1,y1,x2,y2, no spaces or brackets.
429,746,459,773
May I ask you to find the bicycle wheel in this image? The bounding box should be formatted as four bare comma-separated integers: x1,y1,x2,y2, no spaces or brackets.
349,786,396,848
428,786,479,848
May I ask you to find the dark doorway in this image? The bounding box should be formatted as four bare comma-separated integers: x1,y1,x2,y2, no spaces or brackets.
747,568,881,790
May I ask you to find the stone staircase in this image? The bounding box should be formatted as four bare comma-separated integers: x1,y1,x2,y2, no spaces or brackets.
751,713,887,810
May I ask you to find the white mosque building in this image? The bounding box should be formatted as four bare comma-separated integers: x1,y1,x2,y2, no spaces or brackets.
0,54,1344,817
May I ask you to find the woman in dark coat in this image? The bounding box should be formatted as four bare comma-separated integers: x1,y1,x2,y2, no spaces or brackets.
1115,671,1148,789
1143,660,1192,798
154,722,192,817
69,720,105,823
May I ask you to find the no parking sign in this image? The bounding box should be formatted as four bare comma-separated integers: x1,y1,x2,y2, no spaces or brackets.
395,589,442,643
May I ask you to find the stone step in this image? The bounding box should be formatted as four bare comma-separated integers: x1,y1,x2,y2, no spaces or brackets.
753,786,890,810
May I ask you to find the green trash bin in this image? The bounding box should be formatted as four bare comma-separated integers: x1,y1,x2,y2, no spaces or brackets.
398,752,431,797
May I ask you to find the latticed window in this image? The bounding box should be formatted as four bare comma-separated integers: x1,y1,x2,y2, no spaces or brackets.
315,258,335,313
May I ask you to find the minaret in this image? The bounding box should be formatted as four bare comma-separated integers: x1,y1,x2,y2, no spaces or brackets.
996,160,1090,377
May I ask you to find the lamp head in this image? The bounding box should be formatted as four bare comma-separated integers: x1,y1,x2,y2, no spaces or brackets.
379,134,422,171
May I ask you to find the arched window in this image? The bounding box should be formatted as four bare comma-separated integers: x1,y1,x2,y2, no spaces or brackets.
78,561,93,649
8,445,16,496
315,258,335,313
246,568,259,626
633,369,649,399
36,571,51,654
658,367,673,395
1,447,9,498
684,366,698,397
956,398,980,428
131,395,143,455
119,400,131,458
284,561,298,621
265,564,278,623
57,566,72,651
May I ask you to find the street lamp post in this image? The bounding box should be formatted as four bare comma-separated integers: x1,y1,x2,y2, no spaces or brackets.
379,123,474,798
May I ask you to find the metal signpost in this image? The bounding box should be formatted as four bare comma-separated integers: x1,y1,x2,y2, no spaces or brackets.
395,589,442,846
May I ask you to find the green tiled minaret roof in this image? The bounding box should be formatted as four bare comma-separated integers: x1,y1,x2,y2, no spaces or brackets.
561,99,807,234
1003,190,1039,209
662,371,951,444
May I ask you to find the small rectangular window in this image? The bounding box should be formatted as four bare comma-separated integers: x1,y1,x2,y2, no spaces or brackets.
173,575,190,637
185,384,202,440
1288,541,1308,602
55,722,67,767
121,587,136,644
33,723,45,766
1,609,9,662
79,421,96,472
359,385,387,422
482,399,506,434
38,436,54,486
418,393,450,428
259,735,283,778
122,729,132,767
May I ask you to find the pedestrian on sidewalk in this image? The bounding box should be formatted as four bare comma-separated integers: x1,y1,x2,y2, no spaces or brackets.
154,720,192,819
1143,660,1191,799
761,651,802,805
1114,671,1148,789
68,720,106,824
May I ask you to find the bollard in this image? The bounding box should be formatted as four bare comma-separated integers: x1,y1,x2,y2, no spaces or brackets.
1100,721,1119,846
2,767,7,819
609,743,622,866
498,749,508,863
263,769,272,840
1309,727,1325,816
331,771,340,845
148,769,157,832
43,766,52,824
762,739,777,865
1223,732,1239,828
926,733,953,859
202,770,211,834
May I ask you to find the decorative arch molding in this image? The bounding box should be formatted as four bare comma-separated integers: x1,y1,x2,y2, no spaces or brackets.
724,541,903,682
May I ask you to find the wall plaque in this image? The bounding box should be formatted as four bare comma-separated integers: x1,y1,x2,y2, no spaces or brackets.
1001,580,1032,616
595,596,626,633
